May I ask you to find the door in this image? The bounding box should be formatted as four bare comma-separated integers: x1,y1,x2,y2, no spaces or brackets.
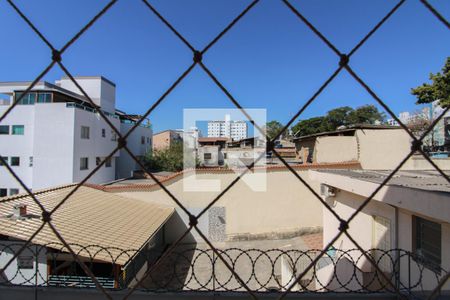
372,215,392,273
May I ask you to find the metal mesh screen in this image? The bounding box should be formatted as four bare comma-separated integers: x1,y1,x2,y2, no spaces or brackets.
0,0,449,299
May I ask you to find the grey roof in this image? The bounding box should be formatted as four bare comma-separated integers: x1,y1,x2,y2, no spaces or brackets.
316,169,450,193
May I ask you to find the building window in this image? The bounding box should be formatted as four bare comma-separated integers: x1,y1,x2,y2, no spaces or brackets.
204,153,212,160
147,137,150,143
80,157,89,170
29,157,33,167
111,131,117,141
96,157,101,166
0,189,7,197
12,125,24,135
81,126,90,139
0,157,8,166
413,216,441,272
10,157,20,166
102,128,106,138
15,92,36,105
37,93,52,103
141,136,145,145
9,189,19,196
0,125,9,135
105,157,112,168
224,153,227,159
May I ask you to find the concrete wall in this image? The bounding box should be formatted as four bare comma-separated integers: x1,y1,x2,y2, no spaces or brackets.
0,105,35,194
72,106,120,185
402,155,450,170
0,241,47,286
116,170,323,242
32,103,75,189
294,129,412,169
117,123,152,179
321,190,450,291
356,129,411,170
198,146,220,167
315,136,357,164
56,77,116,114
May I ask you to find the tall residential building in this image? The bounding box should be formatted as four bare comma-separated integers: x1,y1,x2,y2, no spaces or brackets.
0,76,152,197
207,114,247,141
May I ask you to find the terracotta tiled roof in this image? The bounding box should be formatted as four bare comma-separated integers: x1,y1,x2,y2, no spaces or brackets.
0,186,174,265
87,161,361,193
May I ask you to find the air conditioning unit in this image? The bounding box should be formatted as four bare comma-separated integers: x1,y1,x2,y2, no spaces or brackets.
320,184,336,198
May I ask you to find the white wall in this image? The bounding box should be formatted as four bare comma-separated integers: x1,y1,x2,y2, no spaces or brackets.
0,105,35,194
0,241,47,286
117,123,152,179
56,77,116,114
72,108,120,184
32,103,75,190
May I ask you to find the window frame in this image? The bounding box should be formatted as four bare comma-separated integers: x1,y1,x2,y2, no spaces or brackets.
80,157,89,170
105,157,112,168
0,125,9,135
0,157,8,166
0,188,7,197
10,157,20,166
81,126,90,139
412,215,442,273
9,188,19,196
12,125,24,135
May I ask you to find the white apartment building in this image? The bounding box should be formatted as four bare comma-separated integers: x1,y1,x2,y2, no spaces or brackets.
0,76,152,197
207,114,247,141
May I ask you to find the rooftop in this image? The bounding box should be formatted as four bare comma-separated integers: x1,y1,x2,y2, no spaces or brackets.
293,124,403,141
0,185,174,265
312,169,450,193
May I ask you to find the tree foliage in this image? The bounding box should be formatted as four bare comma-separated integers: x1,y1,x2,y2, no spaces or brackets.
291,105,385,137
411,57,450,108
265,120,287,140
143,141,184,172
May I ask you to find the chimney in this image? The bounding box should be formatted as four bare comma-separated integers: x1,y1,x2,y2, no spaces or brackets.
13,204,27,218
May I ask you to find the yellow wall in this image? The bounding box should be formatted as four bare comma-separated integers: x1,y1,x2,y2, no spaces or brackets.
315,136,358,163
117,170,324,239
356,129,411,169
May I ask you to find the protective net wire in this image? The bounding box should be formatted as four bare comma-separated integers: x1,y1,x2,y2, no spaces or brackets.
0,0,449,299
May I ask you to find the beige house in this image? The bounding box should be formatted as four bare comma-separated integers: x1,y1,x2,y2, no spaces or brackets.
293,125,411,169
309,169,450,292
152,130,182,151
93,162,360,243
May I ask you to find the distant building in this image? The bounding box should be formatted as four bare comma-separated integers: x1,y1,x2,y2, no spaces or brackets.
310,169,450,292
292,124,411,169
207,114,247,141
152,130,182,151
0,76,152,196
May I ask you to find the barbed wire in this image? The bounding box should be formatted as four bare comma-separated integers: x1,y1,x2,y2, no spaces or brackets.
1,242,446,294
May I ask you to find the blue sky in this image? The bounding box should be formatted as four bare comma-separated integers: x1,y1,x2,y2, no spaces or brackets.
0,0,449,133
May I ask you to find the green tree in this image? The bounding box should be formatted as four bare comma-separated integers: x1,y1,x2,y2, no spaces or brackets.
265,120,286,140
347,105,385,125
143,141,184,172
291,116,327,137
323,106,353,130
291,105,385,137
411,57,450,108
